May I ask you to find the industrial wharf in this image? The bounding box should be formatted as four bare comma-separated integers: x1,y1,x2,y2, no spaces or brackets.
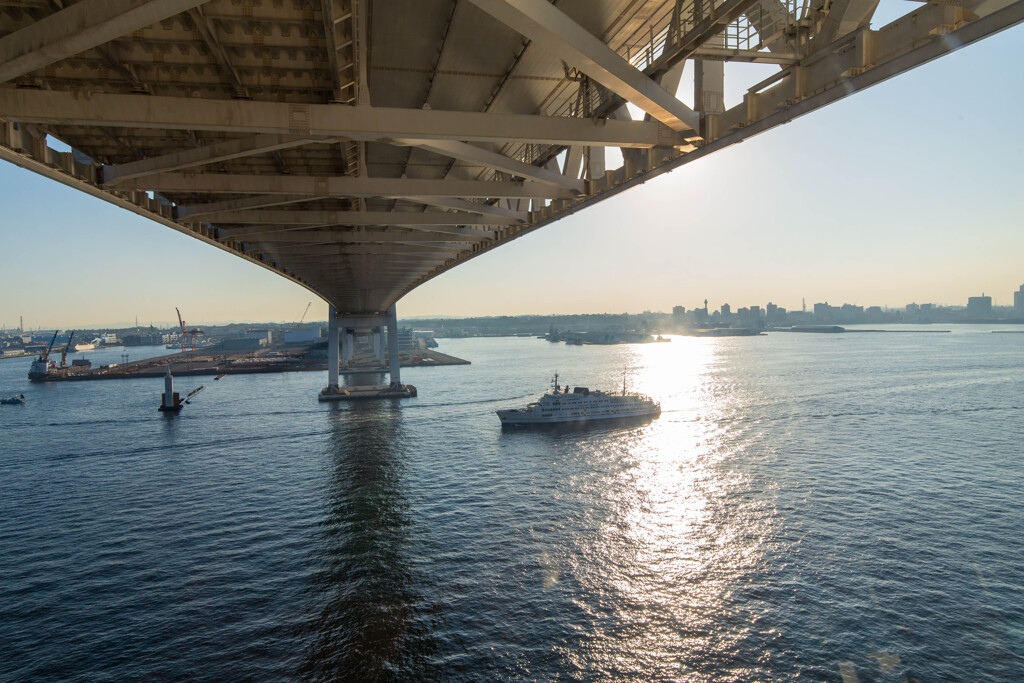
31,347,469,382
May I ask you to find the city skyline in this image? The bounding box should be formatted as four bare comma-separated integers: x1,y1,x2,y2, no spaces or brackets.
2,24,1022,328
4,284,1022,331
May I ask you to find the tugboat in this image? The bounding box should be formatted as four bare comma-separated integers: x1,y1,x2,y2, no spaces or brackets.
1,394,25,405
497,372,660,427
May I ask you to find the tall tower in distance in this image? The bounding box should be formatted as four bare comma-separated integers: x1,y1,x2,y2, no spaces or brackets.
1014,284,1024,317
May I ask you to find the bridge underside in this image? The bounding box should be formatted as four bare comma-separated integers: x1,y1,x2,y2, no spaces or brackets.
1,0,1021,315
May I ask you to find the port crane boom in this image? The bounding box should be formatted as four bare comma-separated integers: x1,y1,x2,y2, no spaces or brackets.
59,330,75,368
296,302,311,330
41,330,59,361
175,307,203,353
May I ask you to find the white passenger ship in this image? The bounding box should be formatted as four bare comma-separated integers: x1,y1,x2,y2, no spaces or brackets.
497,373,660,427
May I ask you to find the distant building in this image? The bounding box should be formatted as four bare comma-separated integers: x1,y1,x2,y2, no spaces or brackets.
246,329,272,343
813,302,835,320
398,327,415,349
967,295,992,318
283,327,321,344
720,303,731,317
123,333,161,346
1015,285,1024,317
215,338,261,353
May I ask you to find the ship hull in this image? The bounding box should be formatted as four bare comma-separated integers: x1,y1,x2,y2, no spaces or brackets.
498,409,660,429
497,405,660,427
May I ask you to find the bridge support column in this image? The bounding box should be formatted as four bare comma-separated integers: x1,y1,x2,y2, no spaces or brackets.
387,304,401,388
325,306,339,394
319,306,416,401
337,324,347,368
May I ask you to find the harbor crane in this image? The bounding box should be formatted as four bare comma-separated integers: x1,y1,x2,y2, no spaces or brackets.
175,308,203,353
296,302,311,330
59,330,75,368
27,330,60,381
40,330,59,362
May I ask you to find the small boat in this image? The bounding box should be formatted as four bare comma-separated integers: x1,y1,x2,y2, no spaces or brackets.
1,394,26,405
497,373,660,427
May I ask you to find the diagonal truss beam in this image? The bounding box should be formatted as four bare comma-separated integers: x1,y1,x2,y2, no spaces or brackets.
319,0,346,101
398,139,585,193
200,209,516,226
403,196,529,221
102,134,328,185
0,0,209,84
0,90,687,148
114,173,574,199
651,0,762,76
186,7,248,98
253,243,468,256
176,194,316,219
466,0,699,133
224,228,493,243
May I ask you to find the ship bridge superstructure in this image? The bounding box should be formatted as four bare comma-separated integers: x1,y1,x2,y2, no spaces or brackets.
1,0,1021,392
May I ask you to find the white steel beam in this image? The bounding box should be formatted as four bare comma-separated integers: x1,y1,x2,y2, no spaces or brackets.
114,173,574,199
398,139,585,193
221,224,495,239
744,0,797,54
103,134,327,185
254,243,467,256
186,7,248,98
353,0,370,105
0,90,686,148
466,0,699,133
230,229,492,243
319,0,345,101
403,196,529,221
690,47,799,65
814,0,881,45
0,0,209,84
201,209,515,226
177,194,315,219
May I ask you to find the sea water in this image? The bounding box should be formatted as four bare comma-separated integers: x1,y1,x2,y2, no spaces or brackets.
1,328,1021,680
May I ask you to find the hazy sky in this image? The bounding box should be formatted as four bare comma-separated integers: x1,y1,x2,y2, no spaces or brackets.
2,20,1022,329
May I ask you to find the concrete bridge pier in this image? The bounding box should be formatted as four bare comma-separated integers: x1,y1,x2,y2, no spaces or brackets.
372,328,382,362
344,330,354,365
326,306,340,393
319,304,416,401
387,304,401,389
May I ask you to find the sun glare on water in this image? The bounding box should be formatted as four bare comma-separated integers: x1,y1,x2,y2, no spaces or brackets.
553,337,778,677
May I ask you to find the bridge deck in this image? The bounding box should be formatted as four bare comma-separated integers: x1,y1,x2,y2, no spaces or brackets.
1,0,1021,314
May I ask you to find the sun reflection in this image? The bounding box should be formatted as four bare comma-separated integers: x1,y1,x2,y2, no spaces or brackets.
557,336,780,679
